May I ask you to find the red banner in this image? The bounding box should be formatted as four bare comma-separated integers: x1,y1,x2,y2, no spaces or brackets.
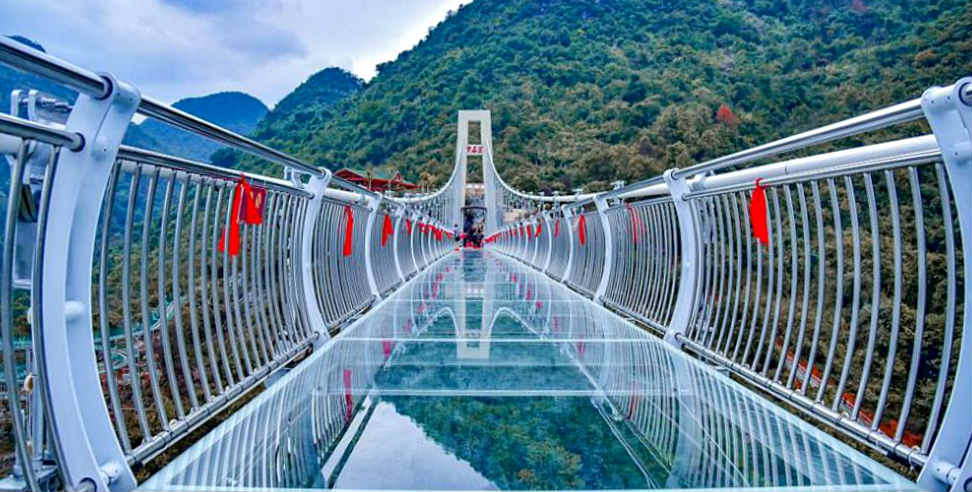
626,203,641,244
577,214,587,246
381,214,394,247
239,177,264,225
342,205,354,256
750,179,769,245
219,176,264,256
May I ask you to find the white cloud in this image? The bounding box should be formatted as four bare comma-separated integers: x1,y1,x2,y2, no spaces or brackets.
0,0,467,107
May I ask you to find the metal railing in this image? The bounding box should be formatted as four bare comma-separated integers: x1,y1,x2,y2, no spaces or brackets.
0,39,457,491
486,78,971,491
137,257,455,490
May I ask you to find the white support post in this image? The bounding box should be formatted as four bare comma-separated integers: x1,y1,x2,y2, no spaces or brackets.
392,209,407,284
541,213,554,273
299,173,332,341
561,207,575,285
529,217,541,267
917,77,972,492
408,212,421,273
362,196,382,300
662,169,700,347
593,197,613,305
37,73,140,492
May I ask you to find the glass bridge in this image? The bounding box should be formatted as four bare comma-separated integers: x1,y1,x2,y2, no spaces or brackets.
1,36,970,492
141,251,914,491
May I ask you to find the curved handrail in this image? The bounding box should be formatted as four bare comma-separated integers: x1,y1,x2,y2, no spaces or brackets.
0,37,459,492
0,36,322,177
489,78,972,490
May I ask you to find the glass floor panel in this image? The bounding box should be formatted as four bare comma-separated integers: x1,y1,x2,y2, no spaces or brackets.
140,250,916,492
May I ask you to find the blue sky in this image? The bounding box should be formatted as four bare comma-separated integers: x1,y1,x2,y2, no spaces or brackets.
1,0,467,107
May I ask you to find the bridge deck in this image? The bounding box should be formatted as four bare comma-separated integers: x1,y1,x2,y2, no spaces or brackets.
140,250,915,491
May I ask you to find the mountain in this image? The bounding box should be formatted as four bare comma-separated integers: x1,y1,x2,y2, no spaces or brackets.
131,91,269,161
238,0,969,191
2,36,268,162
212,67,363,168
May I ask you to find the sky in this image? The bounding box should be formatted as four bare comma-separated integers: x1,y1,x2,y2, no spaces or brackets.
0,0,467,107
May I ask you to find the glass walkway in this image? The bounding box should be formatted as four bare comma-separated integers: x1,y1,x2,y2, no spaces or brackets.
2,39,968,492
140,250,915,492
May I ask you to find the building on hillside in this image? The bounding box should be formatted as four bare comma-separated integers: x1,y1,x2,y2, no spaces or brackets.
334,168,418,193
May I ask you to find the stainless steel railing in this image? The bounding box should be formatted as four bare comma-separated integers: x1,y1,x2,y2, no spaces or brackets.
311,200,373,329
487,77,971,490
93,151,314,462
138,258,455,490
1,39,459,491
600,198,681,332
677,152,960,463
564,208,606,297
0,37,321,177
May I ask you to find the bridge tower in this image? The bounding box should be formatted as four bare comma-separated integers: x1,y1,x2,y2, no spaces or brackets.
455,110,500,234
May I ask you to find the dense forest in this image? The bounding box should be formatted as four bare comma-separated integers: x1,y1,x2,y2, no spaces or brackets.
210,67,363,168
235,0,969,192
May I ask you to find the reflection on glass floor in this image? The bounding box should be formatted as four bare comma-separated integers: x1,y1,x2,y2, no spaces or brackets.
140,250,915,492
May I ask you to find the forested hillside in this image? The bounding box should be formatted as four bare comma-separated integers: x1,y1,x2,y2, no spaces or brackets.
212,67,363,168
240,0,969,191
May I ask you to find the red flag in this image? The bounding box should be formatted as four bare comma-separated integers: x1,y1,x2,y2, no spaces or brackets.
218,178,246,256
381,214,394,247
535,221,542,238
750,179,769,245
239,177,264,225
526,224,533,238
343,369,353,421
627,381,639,420
626,203,641,244
577,215,587,246
554,218,560,238
405,218,413,234
342,205,354,256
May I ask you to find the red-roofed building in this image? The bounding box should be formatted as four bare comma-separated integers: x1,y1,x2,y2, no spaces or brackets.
334,168,418,192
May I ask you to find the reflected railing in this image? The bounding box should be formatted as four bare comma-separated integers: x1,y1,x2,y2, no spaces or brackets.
0,38,457,491
141,251,916,491
486,78,971,489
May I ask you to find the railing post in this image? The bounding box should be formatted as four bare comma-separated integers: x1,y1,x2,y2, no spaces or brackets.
362,196,383,300
561,206,574,285
917,77,972,492
541,212,554,273
408,212,421,272
392,208,407,284
593,197,613,305
662,169,700,347
299,172,332,341
37,73,140,491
